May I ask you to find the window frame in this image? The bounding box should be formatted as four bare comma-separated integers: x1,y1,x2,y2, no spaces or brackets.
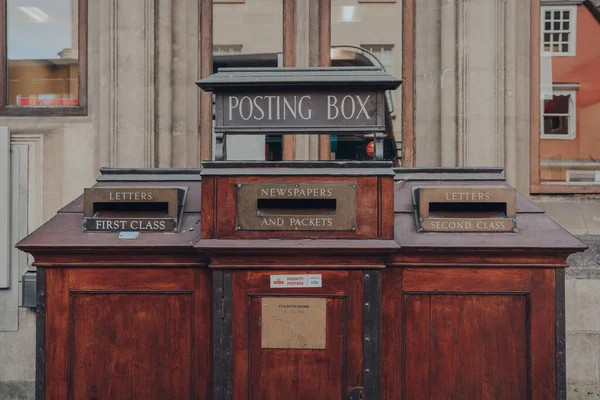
541,4,577,57
566,170,600,183
0,0,88,116
541,88,576,140
531,1,598,193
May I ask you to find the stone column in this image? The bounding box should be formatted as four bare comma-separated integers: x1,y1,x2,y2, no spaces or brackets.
294,0,322,160
414,0,530,192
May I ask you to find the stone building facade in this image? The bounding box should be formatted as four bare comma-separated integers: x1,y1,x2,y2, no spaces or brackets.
0,0,599,398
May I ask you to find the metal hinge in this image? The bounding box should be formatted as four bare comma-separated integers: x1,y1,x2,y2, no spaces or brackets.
348,387,364,400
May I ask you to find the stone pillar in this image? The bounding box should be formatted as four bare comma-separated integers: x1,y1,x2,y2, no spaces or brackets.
415,0,530,191
98,0,200,169
294,0,322,160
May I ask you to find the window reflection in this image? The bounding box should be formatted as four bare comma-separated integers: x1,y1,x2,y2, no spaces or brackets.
331,0,402,161
539,3,600,184
7,0,79,107
213,0,283,160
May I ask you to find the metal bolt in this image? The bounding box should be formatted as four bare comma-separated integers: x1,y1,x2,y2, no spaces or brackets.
365,336,371,342
364,302,370,309
236,225,241,230
364,273,370,280
237,184,242,188
295,184,299,187
418,228,423,232
352,226,356,231
419,217,424,222
365,369,371,374
512,228,518,233
352,184,356,188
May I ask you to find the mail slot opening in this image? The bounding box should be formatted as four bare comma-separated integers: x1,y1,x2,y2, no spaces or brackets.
256,198,337,216
93,201,170,218
428,202,507,218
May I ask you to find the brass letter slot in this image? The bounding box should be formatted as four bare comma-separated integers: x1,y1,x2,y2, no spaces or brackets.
82,187,187,232
414,187,517,233
236,183,356,231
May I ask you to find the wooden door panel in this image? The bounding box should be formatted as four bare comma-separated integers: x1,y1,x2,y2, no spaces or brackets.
248,297,346,400
233,270,363,400
404,294,528,400
72,293,192,400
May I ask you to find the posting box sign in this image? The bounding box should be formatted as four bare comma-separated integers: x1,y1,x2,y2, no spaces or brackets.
236,183,357,231
415,186,517,233
82,187,186,232
215,91,386,133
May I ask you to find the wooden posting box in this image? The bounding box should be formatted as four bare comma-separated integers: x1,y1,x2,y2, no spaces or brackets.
16,164,588,400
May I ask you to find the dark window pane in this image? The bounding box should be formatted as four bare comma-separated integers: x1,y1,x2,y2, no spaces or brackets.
554,11,561,19
544,94,570,114
545,22,551,30
7,0,79,107
554,21,561,30
545,96,569,114
562,43,569,52
553,33,560,41
563,21,570,30
563,10,569,19
544,33,551,42
543,116,569,135
562,33,569,42
545,11,551,19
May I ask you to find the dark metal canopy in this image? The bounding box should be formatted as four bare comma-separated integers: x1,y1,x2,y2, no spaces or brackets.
196,67,402,92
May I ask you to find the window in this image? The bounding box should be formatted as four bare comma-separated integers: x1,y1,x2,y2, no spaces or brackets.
541,89,576,140
0,0,87,116
532,3,599,193
541,5,576,56
361,44,395,75
566,170,600,183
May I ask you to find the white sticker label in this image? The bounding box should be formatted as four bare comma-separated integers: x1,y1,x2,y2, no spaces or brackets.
270,274,322,288
118,231,139,239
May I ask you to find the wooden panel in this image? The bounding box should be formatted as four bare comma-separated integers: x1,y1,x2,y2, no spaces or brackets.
232,273,250,400
69,268,195,291
233,270,363,399
382,268,402,400
46,269,70,400
72,293,192,400
215,176,379,239
193,269,212,400
379,177,395,239
248,297,345,399
201,176,216,238
402,268,531,292
402,295,430,400
531,269,556,400
404,294,528,400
